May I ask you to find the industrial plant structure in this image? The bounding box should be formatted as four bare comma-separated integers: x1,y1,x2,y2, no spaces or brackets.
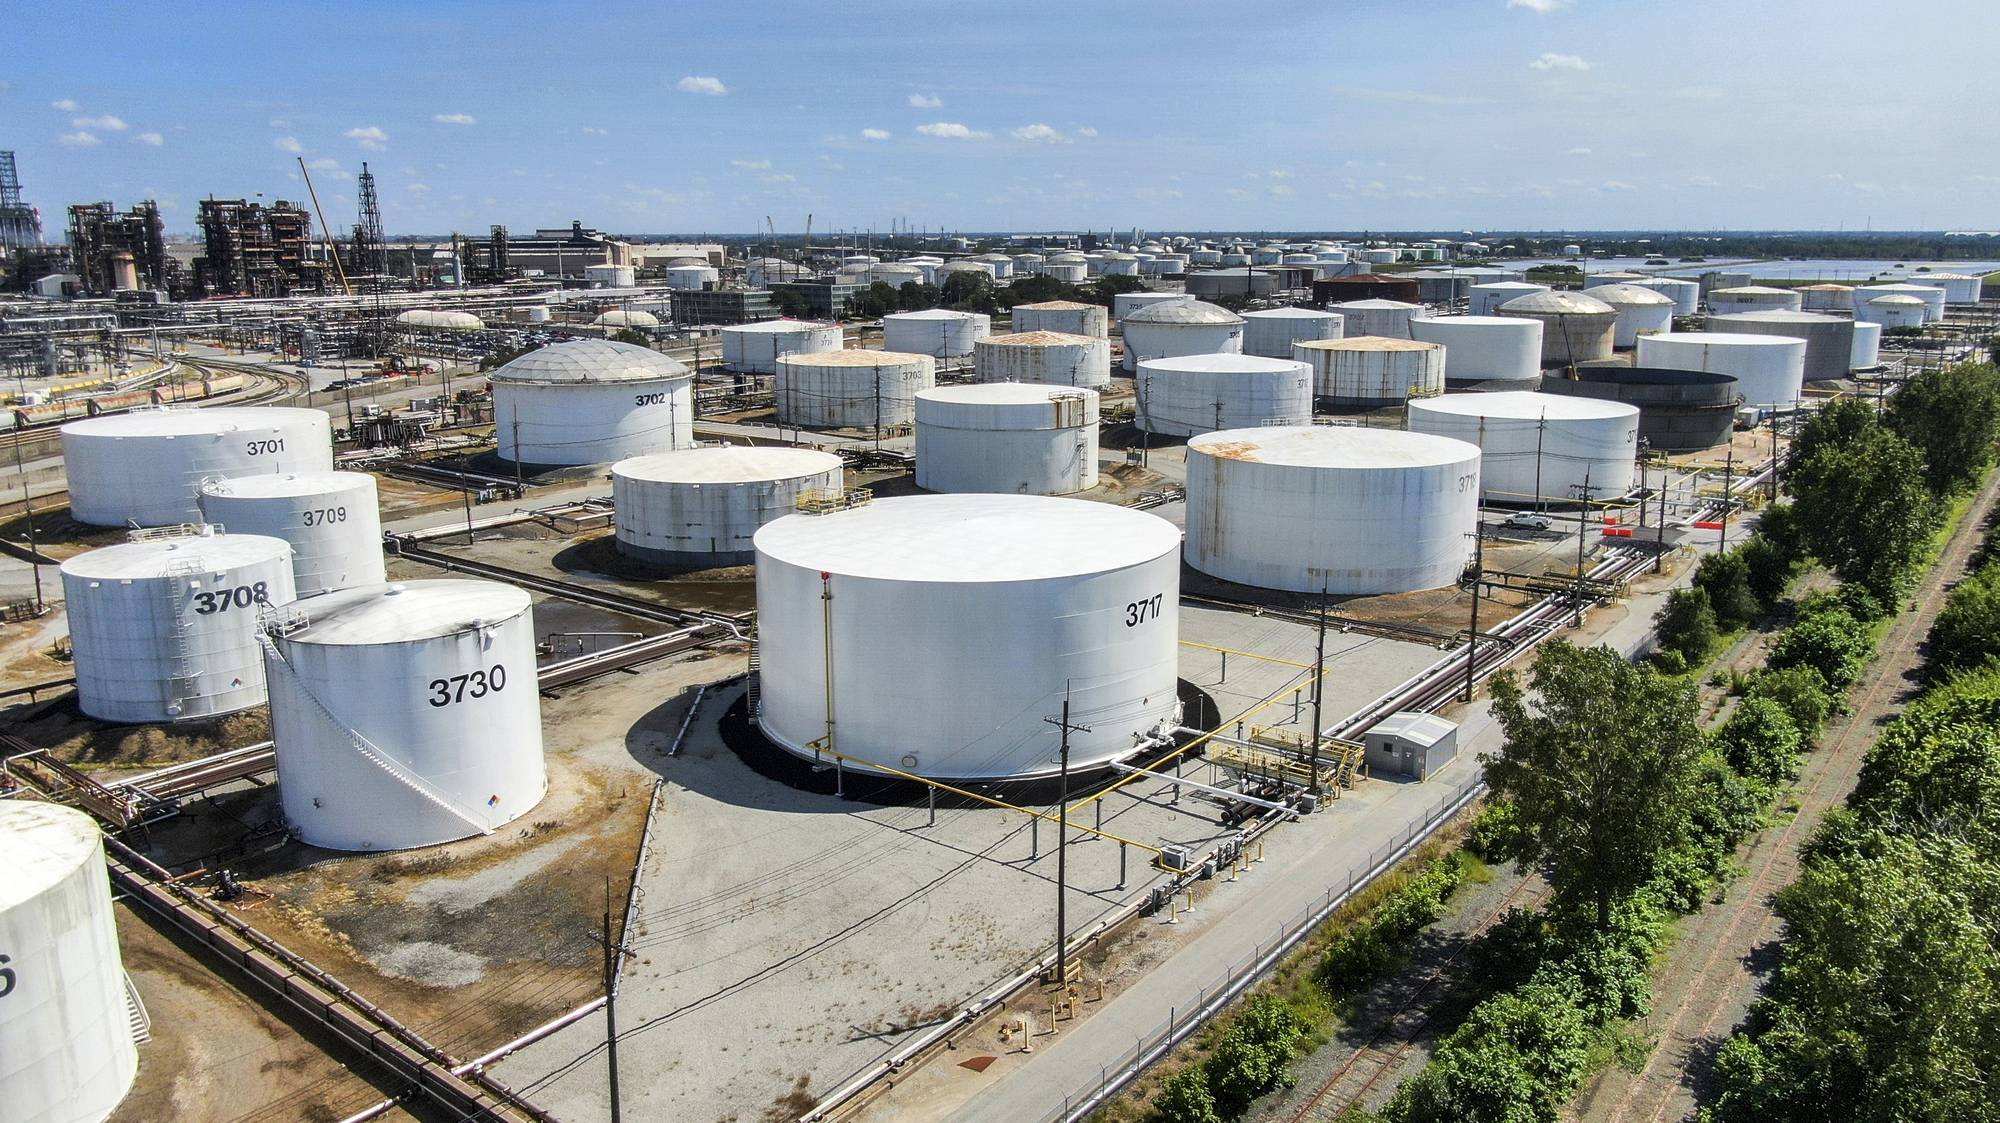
1294,336,1446,404
972,331,1110,387
1636,332,1807,409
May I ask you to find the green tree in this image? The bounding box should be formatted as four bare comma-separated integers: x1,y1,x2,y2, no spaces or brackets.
1746,665,1835,742
896,280,939,311
1716,696,1805,784
1788,396,1878,472
1695,550,1761,628
771,286,810,319
608,328,651,347
1925,564,2000,682
1885,362,2000,493
1149,1068,1220,1123
1789,423,1938,600
1385,983,1595,1123
1086,273,1147,304
1001,274,1076,307
1653,587,1719,666
1201,996,1309,1116
1486,642,1709,930
1767,606,1873,690
940,270,995,311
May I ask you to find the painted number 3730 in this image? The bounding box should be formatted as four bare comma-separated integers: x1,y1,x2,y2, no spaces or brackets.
427,665,508,707
1125,594,1164,627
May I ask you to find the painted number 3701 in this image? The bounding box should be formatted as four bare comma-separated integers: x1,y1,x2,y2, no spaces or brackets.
1125,594,1165,627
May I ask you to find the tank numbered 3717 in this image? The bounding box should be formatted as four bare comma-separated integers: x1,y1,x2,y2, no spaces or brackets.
427,665,508,707
1125,593,1165,627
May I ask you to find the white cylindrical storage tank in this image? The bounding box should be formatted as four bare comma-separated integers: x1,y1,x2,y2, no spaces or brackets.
1152,253,1190,275
973,254,1014,279
1706,310,1855,383
1865,294,1927,328
1135,353,1311,437
882,309,991,358
1281,253,1319,266
754,495,1180,780
60,530,298,723
747,258,810,287
1329,298,1421,340
1797,283,1854,312
1186,268,1279,299
265,580,546,852
1629,276,1700,316
1185,426,1480,595
612,447,844,565
1707,286,1803,316
775,350,935,429
973,331,1111,388
198,472,384,598
1220,253,1252,268
1360,248,1397,264
491,340,693,465
594,309,660,331
915,384,1100,495
0,801,139,1123
937,260,997,283
1850,320,1883,370
1635,332,1806,410
395,309,485,332
1011,299,1108,338
1113,291,1191,321
842,255,879,268
1041,260,1087,283
1408,315,1543,388
1011,253,1045,271
719,318,844,374
1099,254,1140,277
1583,284,1676,348
664,264,721,290
1407,391,1637,505
866,263,926,290
1239,307,1345,358
1295,337,1445,405
1906,272,1981,305
62,407,334,528
585,262,637,288
1121,300,1246,372
1497,290,1618,365
1251,246,1284,265
1854,283,1946,323
1189,248,1223,266
1469,281,1551,316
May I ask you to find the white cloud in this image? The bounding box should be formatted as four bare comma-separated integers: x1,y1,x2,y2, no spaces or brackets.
730,159,772,170
1268,169,1293,178
1011,123,1068,143
269,118,290,128
763,173,796,184
1565,146,1593,156
1075,126,1098,138
433,112,477,125
307,158,340,171
73,114,127,131
1529,52,1591,71
59,131,100,147
344,125,388,150
406,182,431,193
1270,184,1296,198
274,136,304,154
132,132,164,147
581,126,608,136
1600,179,1637,191
917,121,990,139
677,75,729,96
860,128,891,141
1507,0,1571,12
50,98,80,111
908,93,942,108
1687,175,1720,188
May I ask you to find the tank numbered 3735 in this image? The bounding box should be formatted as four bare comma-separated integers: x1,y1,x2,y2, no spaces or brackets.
427,664,508,707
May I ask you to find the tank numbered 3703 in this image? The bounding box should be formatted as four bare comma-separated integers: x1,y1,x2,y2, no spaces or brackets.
1125,593,1165,627
192,582,270,614
427,665,508,707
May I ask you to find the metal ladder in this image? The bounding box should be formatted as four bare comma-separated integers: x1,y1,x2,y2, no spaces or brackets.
160,557,206,714
745,635,760,719
123,972,151,1044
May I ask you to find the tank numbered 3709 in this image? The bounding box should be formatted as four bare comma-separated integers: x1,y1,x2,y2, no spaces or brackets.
192,582,270,615
302,506,347,526
427,665,508,707
1125,593,1165,627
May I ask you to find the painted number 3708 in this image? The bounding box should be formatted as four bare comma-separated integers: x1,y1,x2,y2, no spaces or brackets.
1125,594,1165,627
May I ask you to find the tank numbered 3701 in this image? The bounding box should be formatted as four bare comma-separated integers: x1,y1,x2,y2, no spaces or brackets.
427,665,508,707
193,582,270,614
1125,593,1165,627
244,437,286,455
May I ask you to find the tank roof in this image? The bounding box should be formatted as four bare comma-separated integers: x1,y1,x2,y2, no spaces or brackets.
778,348,931,367
1408,314,1536,330
1708,310,1846,324
1137,353,1306,374
1297,335,1441,353
62,406,325,438
199,470,373,499
1912,272,1977,280
1565,365,1737,387
60,530,293,579
1710,286,1797,297
1582,283,1674,305
1646,331,1804,347
1468,280,1547,289
1497,290,1617,315
980,330,1100,347
283,579,532,645
594,309,661,327
886,308,986,321
1869,294,1927,305
725,317,838,332
1797,283,1855,292
1411,390,1639,421
1240,307,1343,320
1012,300,1098,311
1330,298,1420,311
490,339,689,384
1123,299,1242,325
613,446,842,485
0,801,100,910
1189,425,1479,469
1859,283,1944,295
919,383,1099,406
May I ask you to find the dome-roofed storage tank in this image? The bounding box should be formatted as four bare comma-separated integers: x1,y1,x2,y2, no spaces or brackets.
1041,260,1087,283
612,447,845,565
1544,365,1741,452
1185,268,1278,299
1407,391,1637,505
593,308,660,330
60,528,298,723
1239,307,1345,358
915,384,1100,495
1853,283,1946,323
1797,283,1854,312
1112,291,1191,321
1135,353,1312,436
1295,337,1445,405
1706,286,1803,316
1497,290,1618,366
1328,298,1421,340
973,331,1111,388
753,495,1181,782
1706,310,1855,383
1097,253,1140,277
198,472,385,598
1628,276,1701,316
0,801,139,1123
1582,284,1676,348
62,407,334,528
747,257,811,287
1636,332,1807,410
866,263,925,290
775,349,935,429
1409,314,1543,389
263,580,546,852
665,262,720,290
1905,272,1981,305
883,309,992,358
1863,293,1927,328
1469,281,1551,316
1851,320,1883,370
1184,426,1480,595
719,318,844,374
490,339,693,466
584,263,638,288
1120,299,1246,372
394,309,485,331
1011,299,1108,338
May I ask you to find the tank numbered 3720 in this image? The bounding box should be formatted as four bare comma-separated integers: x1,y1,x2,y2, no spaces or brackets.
1125,593,1165,627
192,582,270,614
427,665,508,707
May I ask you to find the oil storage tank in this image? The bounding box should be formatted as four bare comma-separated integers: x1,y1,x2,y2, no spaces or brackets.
0,801,139,1123
1854,284,1945,323
60,528,298,723
263,580,546,852
1295,337,1445,404
1120,300,1246,372
491,339,693,466
1240,307,1344,358
915,384,1099,495
1184,426,1480,595
1496,290,1617,366
1706,286,1802,316
198,472,385,597
1328,298,1420,340
1851,321,1883,370
1637,332,1806,410
1707,310,1854,383
1112,291,1190,321
1629,276,1700,316
1186,268,1278,299
1135,353,1312,436
720,319,844,374
1469,281,1551,316
1583,284,1675,348
612,447,845,565
1409,315,1543,388
1907,272,1982,305
775,350,935,429
1544,366,1740,452
973,331,1111,387
1407,391,1637,505
883,309,992,358
1011,299,1108,338
62,407,334,528
1863,293,1927,328
1797,283,1854,312
753,495,1181,781
1312,273,1420,306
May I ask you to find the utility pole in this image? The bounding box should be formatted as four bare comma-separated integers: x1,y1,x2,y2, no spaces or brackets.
593,879,628,1123
1571,468,1596,626
1720,449,1733,552
1463,528,1483,703
1310,570,1329,796
1533,412,1547,512
1654,462,1668,574
12,435,44,613
1043,691,1090,987
1768,410,1780,501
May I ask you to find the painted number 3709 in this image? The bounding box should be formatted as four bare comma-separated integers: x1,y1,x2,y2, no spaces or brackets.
1125,594,1165,627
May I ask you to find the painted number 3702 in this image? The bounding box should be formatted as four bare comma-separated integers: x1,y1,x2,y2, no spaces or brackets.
1125,594,1165,627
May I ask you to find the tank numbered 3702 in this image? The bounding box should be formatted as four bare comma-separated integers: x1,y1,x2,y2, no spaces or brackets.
1125,593,1165,627
427,665,508,707
193,582,270,614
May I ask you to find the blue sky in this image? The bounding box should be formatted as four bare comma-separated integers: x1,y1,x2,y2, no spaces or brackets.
5,0,1996,236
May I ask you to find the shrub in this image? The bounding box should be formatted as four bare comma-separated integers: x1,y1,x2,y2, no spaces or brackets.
1150,1067,1220,1123
1739,535,1799,607
1767,607,1872,690
1717,697,1805,785
1317,856,1464,993
1696,551,1761,628
1654,587,1720,666
1467,799,1529,862
1746,666,1835,742
1384,983,1596,1123
1925,564,2000,683
1202,996,1310,1116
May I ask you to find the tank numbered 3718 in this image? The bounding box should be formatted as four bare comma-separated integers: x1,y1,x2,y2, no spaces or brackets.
427,665,508,707
193,582,270,614
1125,593,1165,627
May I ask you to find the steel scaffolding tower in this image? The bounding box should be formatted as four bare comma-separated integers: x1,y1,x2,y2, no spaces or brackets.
0,151,44,250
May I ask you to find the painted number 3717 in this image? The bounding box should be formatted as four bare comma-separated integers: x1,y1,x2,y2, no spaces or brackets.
1125,594,1164,627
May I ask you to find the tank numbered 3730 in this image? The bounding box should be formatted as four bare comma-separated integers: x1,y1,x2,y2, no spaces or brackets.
427,664,508,707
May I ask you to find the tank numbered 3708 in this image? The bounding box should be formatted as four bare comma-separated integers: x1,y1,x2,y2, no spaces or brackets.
1125,593,1165,627
192,582,270,614
427,665,508,707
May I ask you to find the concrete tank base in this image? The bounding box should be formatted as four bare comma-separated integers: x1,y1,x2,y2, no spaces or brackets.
614,542,754,568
